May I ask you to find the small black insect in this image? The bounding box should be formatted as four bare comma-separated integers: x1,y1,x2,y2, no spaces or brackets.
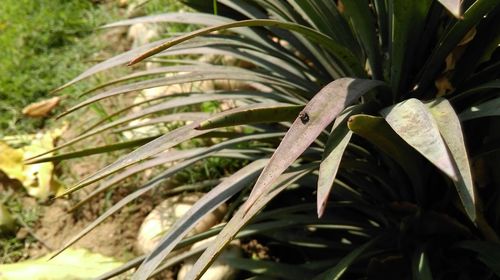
298,111,309,124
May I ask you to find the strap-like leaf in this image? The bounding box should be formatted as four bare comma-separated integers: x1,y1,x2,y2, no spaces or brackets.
412,248,433,280
342,0,383,79
414,0,498,94
460,97,500,121
184,164,315,280
457,241,500,276
243,78,385,213
57,122,211,196
25,136,159,164
427,98,476,221
313,238,379,279
317,105,363,218
128,19,363,77
225,257,315,280
388,0,432,94
196,103,304,130
132,159,268,280
381,98,459,181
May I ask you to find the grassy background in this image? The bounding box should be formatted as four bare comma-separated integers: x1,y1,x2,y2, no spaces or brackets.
0,0,118,136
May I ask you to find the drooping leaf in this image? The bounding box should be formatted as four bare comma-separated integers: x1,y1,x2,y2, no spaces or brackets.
128,19,363,77
132,159,268,280
196,103,304,130
183,164,315,280
317,105,363,218
244,78,385,213
347,114,424,196
25,136,159,164
414,0,498,94
57,122,211,196
381,98,459,181
427,98,476,221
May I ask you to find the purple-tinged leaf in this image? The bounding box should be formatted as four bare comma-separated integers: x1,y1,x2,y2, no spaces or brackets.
132,159,268,280
243,78,385,212
381,98,459,181
427,98,476,221
317,105,363,218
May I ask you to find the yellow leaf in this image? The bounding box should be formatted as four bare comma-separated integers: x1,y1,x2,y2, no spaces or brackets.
0,141,25,182
0,248,124,279
0,125,67,200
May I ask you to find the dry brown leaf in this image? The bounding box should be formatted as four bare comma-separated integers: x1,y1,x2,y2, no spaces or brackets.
22,97,60,118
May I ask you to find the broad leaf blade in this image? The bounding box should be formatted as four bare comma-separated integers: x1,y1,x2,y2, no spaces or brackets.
244,78,385,212
427,98,476,221
347,114,424,197
381,98,459,181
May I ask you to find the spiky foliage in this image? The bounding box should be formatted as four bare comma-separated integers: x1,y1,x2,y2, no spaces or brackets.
31,0,500,279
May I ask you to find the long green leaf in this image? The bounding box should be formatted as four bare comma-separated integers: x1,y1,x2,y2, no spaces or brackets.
57,122,211,196
69,149,206,211
225,258,315,280
427,98,476,221
184,164,315,280
460,97,500,121
196,103,304,130
414,0,499,94
342,0,382,79
244,78,385,213
388,0,432,94
128,19,363,77
132,159,268,280
25,136,159,164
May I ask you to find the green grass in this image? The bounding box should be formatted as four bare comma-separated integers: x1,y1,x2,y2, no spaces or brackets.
0,0,117,136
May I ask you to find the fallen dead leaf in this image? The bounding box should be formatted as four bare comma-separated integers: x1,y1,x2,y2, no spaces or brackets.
22,97,61,118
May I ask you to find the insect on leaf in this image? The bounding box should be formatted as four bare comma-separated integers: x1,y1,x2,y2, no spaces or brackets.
243,78,386,212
